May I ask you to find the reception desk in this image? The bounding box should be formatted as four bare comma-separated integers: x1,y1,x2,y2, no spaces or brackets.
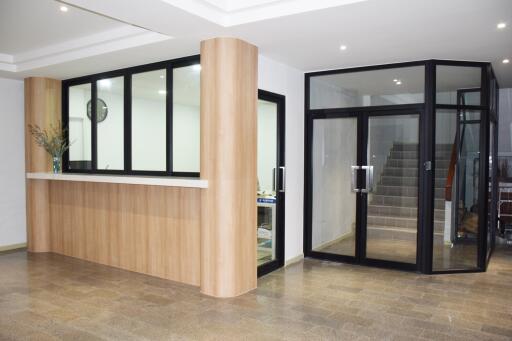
25,38,258,297
26,173,207,286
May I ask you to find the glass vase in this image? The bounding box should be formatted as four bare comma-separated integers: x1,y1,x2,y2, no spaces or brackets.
52,156,61,174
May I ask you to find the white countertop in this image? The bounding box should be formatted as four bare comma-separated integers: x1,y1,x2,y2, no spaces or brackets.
26,172,208,188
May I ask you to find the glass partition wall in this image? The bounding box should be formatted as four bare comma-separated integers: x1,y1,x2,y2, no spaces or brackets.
304,60,499,273
62,55,201,176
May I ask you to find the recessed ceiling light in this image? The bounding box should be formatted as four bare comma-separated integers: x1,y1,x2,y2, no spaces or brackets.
396,80,402,85
158,90,167,95
98,79,111,89
60,5,68,12
497,22,507,29
393,79,398,82
339,45,347,51
192,64,201,71
503,59,510,64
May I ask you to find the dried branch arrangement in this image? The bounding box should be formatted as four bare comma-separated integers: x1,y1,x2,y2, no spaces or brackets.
28,122,70,158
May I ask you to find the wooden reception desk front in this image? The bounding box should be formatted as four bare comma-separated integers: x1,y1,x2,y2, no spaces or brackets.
26,173,207,286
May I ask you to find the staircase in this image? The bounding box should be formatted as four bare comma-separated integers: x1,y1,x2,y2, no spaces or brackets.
367,143,451,242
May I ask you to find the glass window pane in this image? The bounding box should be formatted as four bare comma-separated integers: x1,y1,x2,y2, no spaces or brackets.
436,65,481,105
311,117,357,257
172,65,200,173
68,83,92,170
487,122,496,258
309,66,424,109
433,109,480,270
257,99,278,266
366,114,419,264
97,77,124,170
132,69,166,171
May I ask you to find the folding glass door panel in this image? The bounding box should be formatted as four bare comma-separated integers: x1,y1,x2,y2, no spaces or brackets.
364,113,420,265
311,116,359,259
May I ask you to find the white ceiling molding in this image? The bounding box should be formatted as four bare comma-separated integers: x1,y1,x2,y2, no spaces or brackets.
0,26,172,73
161,0,368,26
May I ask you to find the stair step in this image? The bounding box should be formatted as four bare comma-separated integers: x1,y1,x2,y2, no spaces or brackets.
374,185,445,199
382,167,448,177
380,176,447,188
367,215,444,230
391,143,420,152
367,226,444,241
390,150,451,160
371,195,445,209
391,143,452,152
367,204,446,221
385,159,450,169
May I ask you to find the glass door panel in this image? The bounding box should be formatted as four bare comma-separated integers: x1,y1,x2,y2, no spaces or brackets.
365,114,420,264
311,117,358,257
257,98,278,266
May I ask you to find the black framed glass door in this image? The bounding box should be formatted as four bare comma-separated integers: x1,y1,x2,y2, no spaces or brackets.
363,111,420,268
257,90,285,277
309,114,361,261
306,110,421,270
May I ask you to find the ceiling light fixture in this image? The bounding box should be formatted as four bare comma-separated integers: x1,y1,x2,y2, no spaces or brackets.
192,64,201,71
497,22,507,29
503,59,510,64
339,45,347,51
396,80,402,85
158,90,167,95
60,5,68,12
159,75,164,79
393,79,398,82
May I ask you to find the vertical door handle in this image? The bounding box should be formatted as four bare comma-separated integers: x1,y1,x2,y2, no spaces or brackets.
279,166,286,192
351,165,360,192
368,165,374,192
272,167,276,192
361,166,374,193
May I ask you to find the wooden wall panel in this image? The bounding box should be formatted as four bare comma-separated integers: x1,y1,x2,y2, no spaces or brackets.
200,37,258,297
26,180,51,252
25,78,61,173
48,181,201,286
25,78,61,252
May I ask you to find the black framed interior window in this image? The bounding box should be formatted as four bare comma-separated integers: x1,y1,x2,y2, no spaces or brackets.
62,55,201,177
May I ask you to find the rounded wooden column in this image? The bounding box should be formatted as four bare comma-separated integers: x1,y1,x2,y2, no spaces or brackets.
25,77,61,252
200,38,258,297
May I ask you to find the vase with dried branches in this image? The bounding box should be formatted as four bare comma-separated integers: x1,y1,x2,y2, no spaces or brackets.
28,122,70,174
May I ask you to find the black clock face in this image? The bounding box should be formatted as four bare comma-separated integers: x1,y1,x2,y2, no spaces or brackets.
87,98,108,123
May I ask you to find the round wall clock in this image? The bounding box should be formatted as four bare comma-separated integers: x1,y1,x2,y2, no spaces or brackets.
87,98,108,123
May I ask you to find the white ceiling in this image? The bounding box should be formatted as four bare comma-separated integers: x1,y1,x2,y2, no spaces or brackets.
1,0,511,87
0,0,122,54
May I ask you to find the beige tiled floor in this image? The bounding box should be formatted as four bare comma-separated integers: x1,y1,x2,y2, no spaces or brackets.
1,246,512,340
318,236,480,270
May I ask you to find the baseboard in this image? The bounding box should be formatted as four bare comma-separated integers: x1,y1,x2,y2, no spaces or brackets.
285,253,304,266
0,243,27,252
314,231,354,250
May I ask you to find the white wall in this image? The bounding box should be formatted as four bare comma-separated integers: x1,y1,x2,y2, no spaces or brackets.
259,55,304,263
0,77,26,248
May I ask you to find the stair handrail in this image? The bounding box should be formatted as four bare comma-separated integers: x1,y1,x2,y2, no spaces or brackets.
445,90,469,201
445,138,457,201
